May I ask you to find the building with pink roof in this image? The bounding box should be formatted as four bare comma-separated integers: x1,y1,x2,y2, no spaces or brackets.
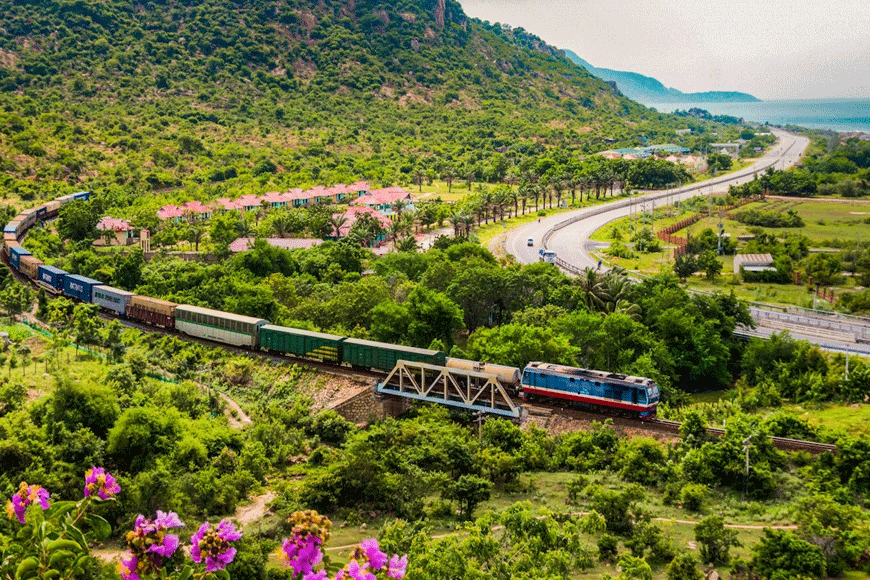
157,205,186,222
97,217,138,246
348,181,371,196
236,195,264,212
333,206,393,245
283,188,312,208
352,187,413,215
228,237,323,253
181,200,212,219
214,197,242,213
260,191,290,209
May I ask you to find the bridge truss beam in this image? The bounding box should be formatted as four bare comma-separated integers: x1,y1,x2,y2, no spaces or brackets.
376,360,519,418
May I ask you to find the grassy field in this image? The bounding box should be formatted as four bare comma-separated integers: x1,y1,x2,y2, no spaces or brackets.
296,469,803,579
590,198,870,308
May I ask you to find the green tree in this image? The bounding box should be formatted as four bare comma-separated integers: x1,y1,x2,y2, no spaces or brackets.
750,529,826,580
443,474,492,521
694,515,739,566
673,253,698,281
406,286,464,348
696,250,722,281
56,200,99,241
666,553,703,580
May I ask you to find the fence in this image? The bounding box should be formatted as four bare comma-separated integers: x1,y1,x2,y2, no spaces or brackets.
655,195,763,257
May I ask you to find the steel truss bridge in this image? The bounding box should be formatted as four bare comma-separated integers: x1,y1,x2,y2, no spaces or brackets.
376,360,519,418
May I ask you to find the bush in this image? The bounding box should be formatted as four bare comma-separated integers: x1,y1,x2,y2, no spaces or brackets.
679,483,708,512
598,533,619,562
666,553,703,580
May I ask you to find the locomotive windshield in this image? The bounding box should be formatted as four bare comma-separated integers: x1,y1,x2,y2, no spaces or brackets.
647,384,660,403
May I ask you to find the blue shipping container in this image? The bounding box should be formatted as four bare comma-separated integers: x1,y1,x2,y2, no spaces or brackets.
37,265,67,291
9,246,31,270
63,274,103,303
72,191,91,201
4,222,20,235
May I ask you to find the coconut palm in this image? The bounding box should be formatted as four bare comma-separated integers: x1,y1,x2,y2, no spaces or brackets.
329,214,349,239
272,214,292,238
395,235,419,252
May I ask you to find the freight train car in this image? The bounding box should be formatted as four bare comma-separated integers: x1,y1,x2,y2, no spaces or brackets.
9,245,30,270
93,285,135,316
19,255,43,280
521,362,660,418
4,221,22,241
63,274,104,303
342,338,446,372
37,265,67,292
174,305,268,348
259,325,345,363
126,296,177,328
445,358,522,388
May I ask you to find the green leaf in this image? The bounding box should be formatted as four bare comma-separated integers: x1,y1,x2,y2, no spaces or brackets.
46,539,81,553
213,569,230,580
48,549,76,568
65,525,89,551
43,501,78,519
177,566,194,580
84,514,112,541
14,557,38,580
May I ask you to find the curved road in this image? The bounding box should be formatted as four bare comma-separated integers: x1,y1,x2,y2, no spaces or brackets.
508,128,808,266
503,130,870,355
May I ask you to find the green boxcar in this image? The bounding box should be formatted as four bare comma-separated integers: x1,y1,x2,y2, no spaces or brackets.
259,325,345,363
342,338,446,372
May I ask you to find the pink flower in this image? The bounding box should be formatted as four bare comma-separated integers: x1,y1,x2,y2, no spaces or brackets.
278,534,324,576
191,519,242,572
83,467,121,500
118,555,139,580
5,482,50,524
359,538,387,570
121,511,184,578
386,554,408,579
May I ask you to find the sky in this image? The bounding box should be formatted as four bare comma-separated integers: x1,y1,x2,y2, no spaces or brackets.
459,0,870,100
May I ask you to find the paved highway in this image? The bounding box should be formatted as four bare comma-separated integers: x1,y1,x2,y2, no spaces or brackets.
502,130,870,354
508,128,809,268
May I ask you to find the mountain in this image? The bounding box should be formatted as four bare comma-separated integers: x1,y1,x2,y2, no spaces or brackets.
563,50,760,105
0,0,713,198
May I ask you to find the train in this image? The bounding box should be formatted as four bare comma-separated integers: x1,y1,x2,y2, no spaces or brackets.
1,192,661,418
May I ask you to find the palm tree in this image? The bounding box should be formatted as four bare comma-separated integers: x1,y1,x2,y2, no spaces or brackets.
272,214,291,238
391,198,407,218
449,211,463,237
395,235,419,252
442,166,457,193
329,214,348,239
578,268,605,310
237,217,253,239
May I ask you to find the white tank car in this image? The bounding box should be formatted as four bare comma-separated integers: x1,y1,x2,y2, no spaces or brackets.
445,358,521,387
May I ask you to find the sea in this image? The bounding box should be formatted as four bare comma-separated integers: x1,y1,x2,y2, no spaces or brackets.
646,98,870,133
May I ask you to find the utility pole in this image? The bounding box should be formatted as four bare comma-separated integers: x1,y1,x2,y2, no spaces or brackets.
743,435,753,501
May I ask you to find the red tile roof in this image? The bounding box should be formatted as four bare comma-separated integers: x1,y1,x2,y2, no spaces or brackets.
353,186,411,207
337,206,393,237
97,217,134,231
157,205,185,220
228,237,323,253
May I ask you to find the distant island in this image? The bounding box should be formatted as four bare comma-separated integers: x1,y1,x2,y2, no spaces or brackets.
563,49,761,105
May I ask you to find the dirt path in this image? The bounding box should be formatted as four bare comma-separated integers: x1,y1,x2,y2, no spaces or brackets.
218,390,252,429
324,513,798,552
234,491,276,526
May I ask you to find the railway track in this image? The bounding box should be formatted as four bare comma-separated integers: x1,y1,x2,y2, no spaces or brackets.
534,407,837,455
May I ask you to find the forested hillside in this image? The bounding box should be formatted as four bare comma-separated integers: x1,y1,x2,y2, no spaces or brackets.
0,0,704,200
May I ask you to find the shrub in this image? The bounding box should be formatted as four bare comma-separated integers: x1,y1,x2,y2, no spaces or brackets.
680,483,708,512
